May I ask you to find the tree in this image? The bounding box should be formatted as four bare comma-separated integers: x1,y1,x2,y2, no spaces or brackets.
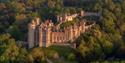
8,25,23,40
27,0,45,8
16,48,28,63
0,33,19,62
0,33,28,63
29,48,46,63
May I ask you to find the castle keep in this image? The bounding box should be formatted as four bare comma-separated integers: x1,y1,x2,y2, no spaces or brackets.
28,11,94,48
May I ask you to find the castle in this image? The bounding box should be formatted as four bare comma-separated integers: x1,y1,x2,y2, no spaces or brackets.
28,11,94,48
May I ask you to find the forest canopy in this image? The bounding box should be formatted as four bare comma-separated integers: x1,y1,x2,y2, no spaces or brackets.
0,0,125,63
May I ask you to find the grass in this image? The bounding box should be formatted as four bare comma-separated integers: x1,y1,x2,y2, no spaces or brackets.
42,45,78,63
43,45,76,57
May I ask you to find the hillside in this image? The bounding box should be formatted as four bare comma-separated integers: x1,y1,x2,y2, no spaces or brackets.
0,0,125,63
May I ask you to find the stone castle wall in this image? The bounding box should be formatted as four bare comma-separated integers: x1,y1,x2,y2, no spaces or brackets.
28,11,95,48
28,18,94,48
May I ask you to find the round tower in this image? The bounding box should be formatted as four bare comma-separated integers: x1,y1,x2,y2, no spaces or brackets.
39,24,43,47
69,26,73,42
46,27,51,47
36,17,40,25
28,20,36,48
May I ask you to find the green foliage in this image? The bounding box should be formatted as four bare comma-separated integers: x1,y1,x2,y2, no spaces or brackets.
75,23,124,62
46,45,75,58
29,48,46,63
43,48,59,59
1,0,125,63
67,53,76,61
27,0,45,8
8,25,23,40
43,45,77,63
60,20,78,29
0,33,27,63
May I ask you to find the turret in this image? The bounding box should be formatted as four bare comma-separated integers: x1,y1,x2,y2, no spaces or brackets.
80,10,85,16
39,24,43,47
28,20,36,48
35,17,40,25
45,27,51,47
69,26,73,42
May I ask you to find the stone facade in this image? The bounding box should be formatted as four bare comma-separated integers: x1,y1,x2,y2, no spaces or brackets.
28,11,94,48
57,10,84,22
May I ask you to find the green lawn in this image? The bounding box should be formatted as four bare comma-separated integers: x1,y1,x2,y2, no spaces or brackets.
43,45,78,63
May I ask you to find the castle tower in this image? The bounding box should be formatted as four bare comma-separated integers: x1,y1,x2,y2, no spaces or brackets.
36,17,40,25
80,10,85,16
39,24,43,47
34,18,40,46
45,27,51,47
28,20,36,48
69,26,73,42
64,27,70,42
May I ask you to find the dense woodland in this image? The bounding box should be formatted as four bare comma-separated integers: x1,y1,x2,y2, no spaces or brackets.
0,0,125,63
